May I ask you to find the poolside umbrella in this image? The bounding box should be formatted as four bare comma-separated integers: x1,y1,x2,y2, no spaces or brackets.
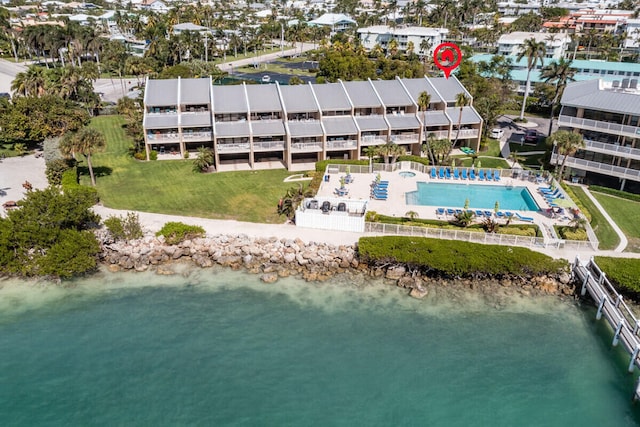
477,160,482,169
494,201,500,214
464,198,469,210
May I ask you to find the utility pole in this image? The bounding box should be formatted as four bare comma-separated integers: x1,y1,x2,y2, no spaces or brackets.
281,22,284,57
203,32,209,62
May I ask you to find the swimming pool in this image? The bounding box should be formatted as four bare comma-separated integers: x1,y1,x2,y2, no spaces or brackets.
399,171,416,178
406,182,540,211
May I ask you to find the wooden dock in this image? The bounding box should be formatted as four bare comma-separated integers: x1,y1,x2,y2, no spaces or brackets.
572,256,640,401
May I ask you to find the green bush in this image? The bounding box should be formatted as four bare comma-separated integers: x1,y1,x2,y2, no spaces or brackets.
594,257,640,296
398,155,429,166
315,159,368,172
133,152,146,160
497,226,538,237
358,236,568,277
307,171,323,194
590,186,640,203
61,167,80,189
45,158,72,186
149,150,158,161
104,212,144,241
556,226,587,240
156,221,205,245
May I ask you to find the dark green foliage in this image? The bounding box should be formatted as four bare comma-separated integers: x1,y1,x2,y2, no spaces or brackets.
556,226,587,240
156,222,205,245
397,155,429,166
358,236,567,277
104,212,144,241
594,257,640,296
61,168,80,189
45,158,73,186
315,159,368,172
590,186,640,203
0,186,101,278
149,150,158,161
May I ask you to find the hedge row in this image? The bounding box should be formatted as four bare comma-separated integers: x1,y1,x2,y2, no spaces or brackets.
315,159,368,172
156,222,205,245
590,186,640,203
358,236,568,277
594,256,640,296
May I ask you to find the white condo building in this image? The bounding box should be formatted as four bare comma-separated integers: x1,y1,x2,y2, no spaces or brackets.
142,76,482,171
497,32,571,60
357,26,449,56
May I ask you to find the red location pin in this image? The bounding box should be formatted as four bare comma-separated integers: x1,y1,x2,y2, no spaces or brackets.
433,42,462,79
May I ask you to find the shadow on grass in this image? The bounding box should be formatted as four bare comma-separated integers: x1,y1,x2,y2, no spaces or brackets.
78,165,113,178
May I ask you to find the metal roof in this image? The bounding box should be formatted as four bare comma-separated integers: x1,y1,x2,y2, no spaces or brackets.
215,121,250,137
288,121,323,137
560,79,640,116
312,82,352,111
322,117,358,135
371,80,413,107
279,85,319,113
355,115,388,131
181,112,212,127
179,78,211,105
212,85,248,113
399,77,443,104
342,81,382,108
446,106,482,125
430,77,469,103
251,120,285,136
386,114,420,129
246,84,283,112
146,80,178,106
421,110,450,126
144,114,178,128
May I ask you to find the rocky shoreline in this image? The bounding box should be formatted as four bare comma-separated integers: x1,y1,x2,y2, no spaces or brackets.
99,233,576,301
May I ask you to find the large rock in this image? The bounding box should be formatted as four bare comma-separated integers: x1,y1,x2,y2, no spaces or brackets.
409,287,429,299
260,272,279,283
386,266,406,280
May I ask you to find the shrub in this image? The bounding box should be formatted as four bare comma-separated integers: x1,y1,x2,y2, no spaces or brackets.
61,168,80,189
315,159,368,172
594,257,640,296
365,211,379,222
184,152,190,159
43,137,63,163
45,158,72,185
497,226,538,237
358,236,568,277
149,150,158,161
133,152,146,161
104,212,144,241
398,155,429,166
156,222,205,245
557,226,587,241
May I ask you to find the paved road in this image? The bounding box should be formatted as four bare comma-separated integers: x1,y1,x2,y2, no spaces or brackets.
217,42,317,73
0,59,26,93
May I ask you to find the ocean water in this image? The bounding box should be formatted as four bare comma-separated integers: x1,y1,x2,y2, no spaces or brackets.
1,268,640,426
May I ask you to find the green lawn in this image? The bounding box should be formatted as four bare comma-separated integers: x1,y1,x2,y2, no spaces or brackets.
567,185,619,251
85,115,303,223
591,191,640,252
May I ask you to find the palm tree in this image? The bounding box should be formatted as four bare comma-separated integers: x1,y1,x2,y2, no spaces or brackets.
541,58,576,135
60,128,106,186
417,91,435,165
548,130,585,180
277,184,313,222
11,65,47,97
516,38,546,120
452,92,470,149
192,146,214,173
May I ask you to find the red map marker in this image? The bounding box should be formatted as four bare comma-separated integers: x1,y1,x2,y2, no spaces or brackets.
433,42,462,79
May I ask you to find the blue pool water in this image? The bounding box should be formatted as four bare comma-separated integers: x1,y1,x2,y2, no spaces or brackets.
406,182,540,211
399,171,416,178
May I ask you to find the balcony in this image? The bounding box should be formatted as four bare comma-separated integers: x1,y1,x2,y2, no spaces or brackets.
453,129,480,139
551,154,640,182
425,130,449,140
253,141,285,151
147,132,179,142
558,115,640,140
584,139,640,162
291,142,323,152
389,133,420,144
326,139,357,150
182,131,212,142
360,135,387,146
216,143,250,153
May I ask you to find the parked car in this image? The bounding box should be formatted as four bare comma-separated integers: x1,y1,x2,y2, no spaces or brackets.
524,129,538,144
261,75,271,83
490,128,504,139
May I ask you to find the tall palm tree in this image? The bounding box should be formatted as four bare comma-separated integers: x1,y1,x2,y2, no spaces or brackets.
417,91,435,165
541,58,576,135
452,92,470,149
277,184,313,223
11,65,47,97
548,130,585,180
60,128,106,186
516,38,546,120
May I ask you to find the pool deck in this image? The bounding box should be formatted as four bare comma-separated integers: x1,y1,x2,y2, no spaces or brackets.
317,167,575,242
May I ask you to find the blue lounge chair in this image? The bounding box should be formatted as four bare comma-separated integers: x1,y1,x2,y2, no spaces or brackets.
478,170,485,181
461,169,468,180
445,168,451,179
515,212,534,222
453,168,460,179
494,171,501,181
469,169,476,180
475,209,484,217
373,183,389,189
538,185,552,192
372,194,387,200
455,209,463,215
483,210,493,218
486,170,493,181
439,168,445,179
431,168,437,179
446,208,455,215
371,191,388,198
436,207,445,216
504,211,514,219
496,211,505,219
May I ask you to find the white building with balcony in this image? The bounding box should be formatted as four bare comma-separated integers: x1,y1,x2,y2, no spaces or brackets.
142,76,482,171
357,25,448,56
554,79,640,193
497,32,571,60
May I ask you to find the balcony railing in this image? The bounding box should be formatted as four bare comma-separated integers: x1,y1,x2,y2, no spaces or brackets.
584,139,640,161
551,154,640,182
182,132,212,141
216,143,250,153
453,129,480,138
291,142,323,152
360,135,387,146
326,139,357,150
253,141,285,151
147,133,179,141
390,133,419,143
425,130,449,140
558,115,640,139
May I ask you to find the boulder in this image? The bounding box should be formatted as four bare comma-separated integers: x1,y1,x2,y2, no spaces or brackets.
409,287,429,299
386,266,406,280
260,272,279,284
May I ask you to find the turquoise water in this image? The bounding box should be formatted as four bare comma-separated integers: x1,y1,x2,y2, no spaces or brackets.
406,182,540,211
1,268,640,426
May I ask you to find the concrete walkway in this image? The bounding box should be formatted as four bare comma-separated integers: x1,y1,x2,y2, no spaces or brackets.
580,185,628,252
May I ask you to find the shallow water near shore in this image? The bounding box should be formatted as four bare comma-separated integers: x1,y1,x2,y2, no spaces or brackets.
1,268,640,426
